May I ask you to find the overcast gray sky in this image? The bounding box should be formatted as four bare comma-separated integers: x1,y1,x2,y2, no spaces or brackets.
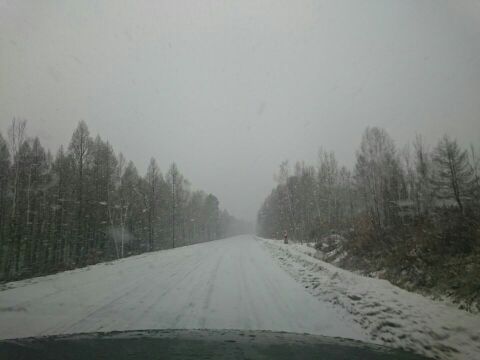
1,0,480,222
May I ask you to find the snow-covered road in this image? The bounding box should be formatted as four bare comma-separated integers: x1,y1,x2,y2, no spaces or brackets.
0,235,366,342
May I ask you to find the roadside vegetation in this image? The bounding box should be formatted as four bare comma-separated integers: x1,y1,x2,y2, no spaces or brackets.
0,119,250,282
257,127,480,310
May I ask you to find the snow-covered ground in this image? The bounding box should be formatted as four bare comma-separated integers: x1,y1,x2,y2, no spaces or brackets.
0,235,366,343
261,238,480,360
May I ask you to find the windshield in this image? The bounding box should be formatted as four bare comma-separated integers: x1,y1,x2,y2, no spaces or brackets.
1,1,480,360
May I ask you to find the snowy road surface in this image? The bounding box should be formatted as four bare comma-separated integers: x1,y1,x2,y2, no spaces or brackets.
0,235,366,342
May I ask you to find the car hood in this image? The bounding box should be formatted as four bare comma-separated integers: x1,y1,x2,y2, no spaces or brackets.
0,329,431,359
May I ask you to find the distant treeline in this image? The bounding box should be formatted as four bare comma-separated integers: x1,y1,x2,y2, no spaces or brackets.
0,119,250,282
257,127,480,307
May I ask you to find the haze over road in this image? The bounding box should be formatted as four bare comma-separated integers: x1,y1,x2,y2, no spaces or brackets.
0,235,366,341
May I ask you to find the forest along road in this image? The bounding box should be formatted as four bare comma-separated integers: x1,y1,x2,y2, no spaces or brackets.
0,235,367,341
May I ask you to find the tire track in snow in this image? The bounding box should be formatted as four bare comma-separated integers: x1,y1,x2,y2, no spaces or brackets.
41,254,190,335
198,251,223,329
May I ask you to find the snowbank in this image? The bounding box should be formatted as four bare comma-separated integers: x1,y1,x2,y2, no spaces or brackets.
262,238,480,360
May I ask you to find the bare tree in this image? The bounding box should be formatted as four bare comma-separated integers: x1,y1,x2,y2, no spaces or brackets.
0,132,11,275
432,135,474,212
145,158,161,251
68,121,92,264
354,127,399,231
274,161,295,238
7,118,27,219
